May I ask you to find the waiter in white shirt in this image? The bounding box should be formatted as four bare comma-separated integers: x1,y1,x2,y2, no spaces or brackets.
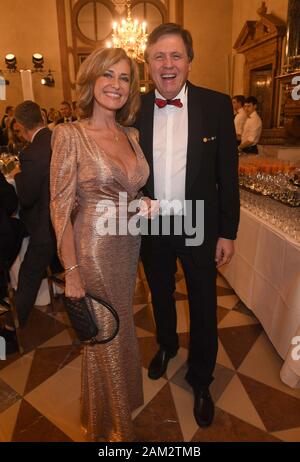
232,95,247,144
136,23,240,429
239,96,262,154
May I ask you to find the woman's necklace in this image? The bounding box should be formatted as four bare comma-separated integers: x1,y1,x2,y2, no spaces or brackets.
85,120,120,143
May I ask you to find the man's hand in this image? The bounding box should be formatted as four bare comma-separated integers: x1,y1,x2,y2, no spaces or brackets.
215,238,235,268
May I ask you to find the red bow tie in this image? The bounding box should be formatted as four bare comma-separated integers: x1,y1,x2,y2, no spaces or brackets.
155,98,183,108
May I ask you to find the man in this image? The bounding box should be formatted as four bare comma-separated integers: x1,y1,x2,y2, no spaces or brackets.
2,101,55,335
136,23,240,428
1,105,14,130
0,172,25,295
0,172,26,353
238,96,262,154
56,101,77,125
232,95,247,144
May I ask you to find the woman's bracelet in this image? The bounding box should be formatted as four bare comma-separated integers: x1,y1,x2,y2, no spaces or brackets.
64,264,79,275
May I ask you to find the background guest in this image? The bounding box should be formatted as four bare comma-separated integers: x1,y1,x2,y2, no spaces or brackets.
239,96,262,154
232,95,247,144
6,101,56,332
56,101,77,124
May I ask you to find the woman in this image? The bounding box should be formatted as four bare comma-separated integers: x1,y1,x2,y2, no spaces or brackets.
50,47,150,442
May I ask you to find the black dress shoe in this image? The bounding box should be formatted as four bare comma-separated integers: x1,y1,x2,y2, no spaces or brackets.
148,349,177,380
193,389,215,427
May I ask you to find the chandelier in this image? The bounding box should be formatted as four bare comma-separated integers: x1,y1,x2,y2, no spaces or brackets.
106,1,148,62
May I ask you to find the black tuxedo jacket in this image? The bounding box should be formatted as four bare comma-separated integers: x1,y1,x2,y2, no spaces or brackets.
14,127,54,245
0,172,24,266
135,81,240,263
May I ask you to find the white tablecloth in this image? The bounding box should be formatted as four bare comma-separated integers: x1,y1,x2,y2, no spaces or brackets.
220,206,300,388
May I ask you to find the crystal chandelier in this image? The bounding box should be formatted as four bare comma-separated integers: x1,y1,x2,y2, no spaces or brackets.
106,1,148,62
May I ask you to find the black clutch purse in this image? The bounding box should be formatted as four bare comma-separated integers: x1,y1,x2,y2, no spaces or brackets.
62,294,119,344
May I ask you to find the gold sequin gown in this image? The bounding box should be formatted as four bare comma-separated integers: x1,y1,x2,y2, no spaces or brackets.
50,122,149,442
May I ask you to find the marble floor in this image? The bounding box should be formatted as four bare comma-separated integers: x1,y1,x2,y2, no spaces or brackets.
1,265,300,442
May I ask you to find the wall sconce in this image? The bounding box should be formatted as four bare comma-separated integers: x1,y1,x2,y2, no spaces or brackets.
32,53,44,71
41,70,55,87
5,53,17,71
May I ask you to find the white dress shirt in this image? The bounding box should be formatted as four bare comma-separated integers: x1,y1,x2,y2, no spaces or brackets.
234,107,247,138
153,85,188,214
241,111,262,146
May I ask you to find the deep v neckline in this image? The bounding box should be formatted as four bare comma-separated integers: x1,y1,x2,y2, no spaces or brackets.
78,121,139,181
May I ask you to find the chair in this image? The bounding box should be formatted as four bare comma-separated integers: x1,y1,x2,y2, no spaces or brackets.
46,267,65,312
0,266,23,354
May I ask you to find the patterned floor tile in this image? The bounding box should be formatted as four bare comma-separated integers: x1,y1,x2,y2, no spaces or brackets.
24,345,81,395
0,351,35,395
210,364,236,403
238,373,300,433
272,427,300,442
133,303,148,314
178,332,190,349
217,306,231,325
1,269,299,443
233,300,257,318
169,362,191,393
217,294,240,310
166,348,188,381
191,408,281,442
12,399,72,442
133,368,167,419
19,308,67,353
0,378,21,413
0,400,22,441
175,300,190,333
37,328,77,349
174,291,188,300
25,355,84,442
216,274,231,289
133,383,184,442
169,382,198,441
216,375,266,431
218,310,259,328
134,304,156,334
217,286,235,296
238,332,300,399
138,336,159,370
218,324,263,369
136,326,154,338
216,339,235,371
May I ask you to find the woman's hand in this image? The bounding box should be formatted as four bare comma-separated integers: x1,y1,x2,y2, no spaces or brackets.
138,197,160,219
65,268,85,299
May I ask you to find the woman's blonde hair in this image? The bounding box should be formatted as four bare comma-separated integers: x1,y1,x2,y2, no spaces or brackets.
76,47,140,126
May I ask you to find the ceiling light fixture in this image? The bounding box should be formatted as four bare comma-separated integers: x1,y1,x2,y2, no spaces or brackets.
5,53,17,71
41,70,55,87
32,53,44,71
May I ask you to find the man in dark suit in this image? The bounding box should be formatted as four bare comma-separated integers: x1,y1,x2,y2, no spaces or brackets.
136,23,240,427
56,101,77,125
11,101,55,328
0,172,25,292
